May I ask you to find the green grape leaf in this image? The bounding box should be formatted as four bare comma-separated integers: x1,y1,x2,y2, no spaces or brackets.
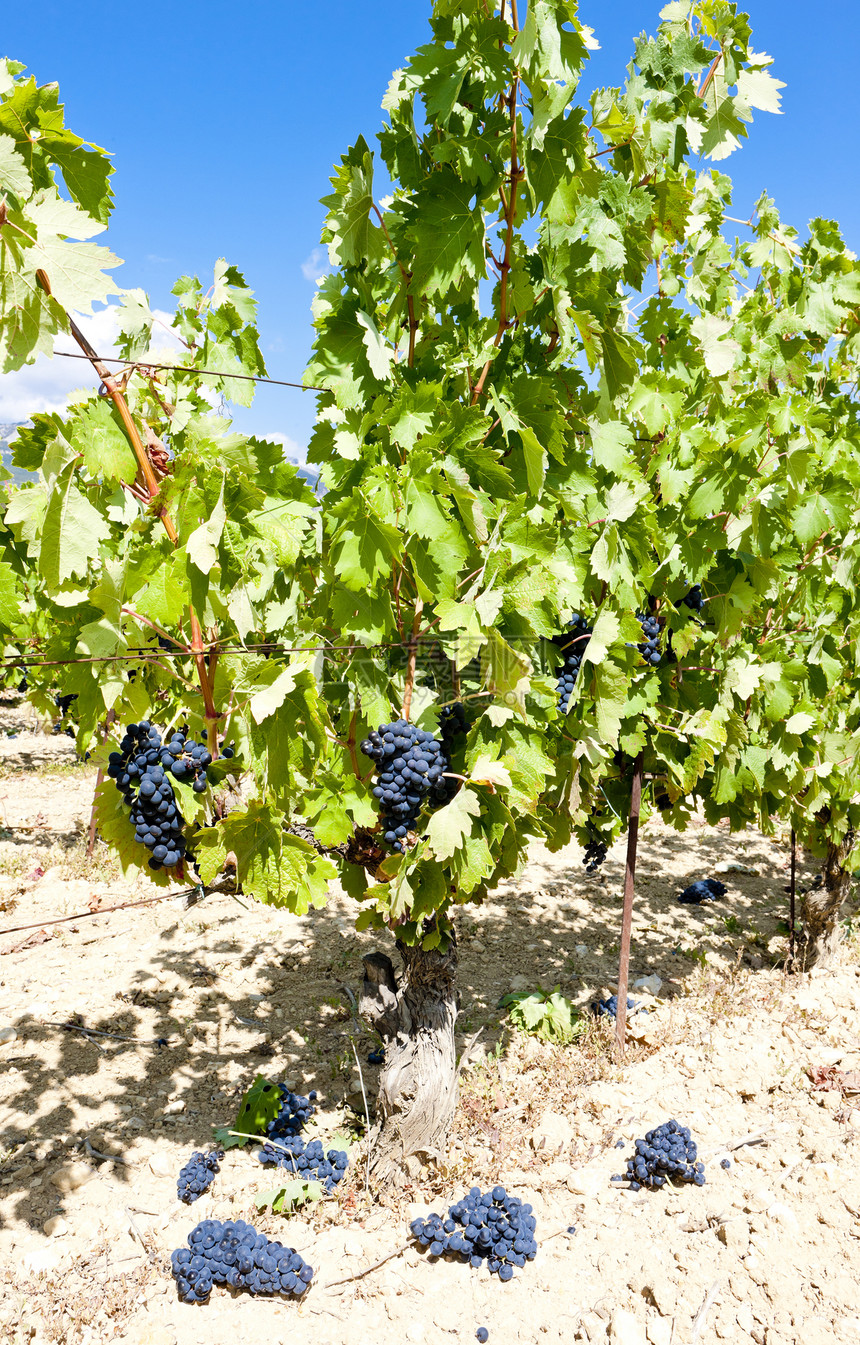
215,1074,283,1150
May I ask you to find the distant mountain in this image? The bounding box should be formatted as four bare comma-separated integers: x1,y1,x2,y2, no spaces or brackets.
293,461,322,496
0,423,36,485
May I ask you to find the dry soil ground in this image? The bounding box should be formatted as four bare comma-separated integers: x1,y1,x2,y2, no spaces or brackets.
0,699,859,1345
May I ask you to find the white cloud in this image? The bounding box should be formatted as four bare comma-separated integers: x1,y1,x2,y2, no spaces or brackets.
259,431,307,464
0,305,184,426
301,247,330,282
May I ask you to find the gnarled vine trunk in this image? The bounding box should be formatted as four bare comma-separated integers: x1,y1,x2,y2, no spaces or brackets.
802,836,856,966
359,935,459,1186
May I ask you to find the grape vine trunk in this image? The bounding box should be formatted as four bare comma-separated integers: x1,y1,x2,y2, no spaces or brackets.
359,939,459,1185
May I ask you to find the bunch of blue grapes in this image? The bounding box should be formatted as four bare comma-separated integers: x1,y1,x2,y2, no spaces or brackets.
170,1218,313,1303
107,722,213,870
583,837,608,873
678,878,727,904
635,611,662,665
360,716,458,853
612,1120,705,1191
594,994,639,1020
258,1136,349,1191
553,613,592,712
51,691,78,738
439,700,467,752
410,1185,537,1281
177,1148,223,1203
266,1086,318,1140
680,584,705,612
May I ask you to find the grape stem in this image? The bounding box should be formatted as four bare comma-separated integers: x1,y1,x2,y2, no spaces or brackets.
33,268,222,750
402,599,424,721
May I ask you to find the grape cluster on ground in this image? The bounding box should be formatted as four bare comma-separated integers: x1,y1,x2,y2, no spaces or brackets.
594,994,639,1020
678,877,728,904
410,1185,537,1281
177,1148,223,1203
266,1085,317,1139
257,1136,349,1191
360,712,462,852
613,1120,705,1191
170,1218,313,1303
107,722,213,870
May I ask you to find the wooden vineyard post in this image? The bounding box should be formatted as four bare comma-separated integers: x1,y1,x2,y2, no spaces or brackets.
615,752,644,1054
789,828,797,970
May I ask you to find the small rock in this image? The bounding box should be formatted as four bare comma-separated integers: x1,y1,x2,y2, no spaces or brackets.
509,974,531,992
646,1321,673,1345
566,1168,604,1198
574,944,589,957
43,1216,68,1237
632,974,662,996
50,1161,95,1193
530,1110,574,1153
148,1153,173,1178
767,1201,798,1229
471,939,486,952
0,1025,18,1045
644,1277,677,1318
717,1218,749,1255
163,1099,185,1115
610,1308,647,1345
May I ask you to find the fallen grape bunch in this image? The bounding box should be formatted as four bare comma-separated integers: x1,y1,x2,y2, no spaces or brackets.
594,994,640,1020
613,1120,705,1191
411,1185,537,1281
678,878,727,904
360,709,464,853
177,1149,224,1203
258,1136,349,1191
107,721,213,871
171,1218,313,1303
266,1085,318,1139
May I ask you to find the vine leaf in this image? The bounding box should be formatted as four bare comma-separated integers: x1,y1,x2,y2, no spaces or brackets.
425,788,481,862
40,465,110,590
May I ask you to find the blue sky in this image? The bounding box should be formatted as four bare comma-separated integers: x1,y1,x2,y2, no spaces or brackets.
3,1,859,455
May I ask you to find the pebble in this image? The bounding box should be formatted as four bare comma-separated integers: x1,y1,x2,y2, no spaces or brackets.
646,1322,673,1345
43,1216,68,1236
50,1161,95,1193
610,1307,648,1345
632,974,662,996
0,1025,17,1045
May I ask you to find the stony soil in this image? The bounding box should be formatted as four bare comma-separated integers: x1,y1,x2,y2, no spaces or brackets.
0,700,859,1345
